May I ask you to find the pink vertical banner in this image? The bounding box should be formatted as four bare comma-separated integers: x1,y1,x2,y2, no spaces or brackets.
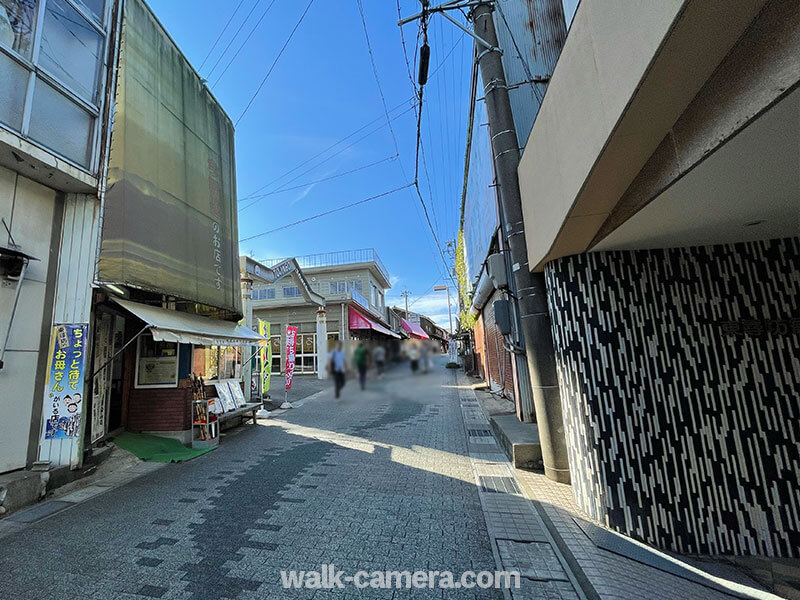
285,326,297,391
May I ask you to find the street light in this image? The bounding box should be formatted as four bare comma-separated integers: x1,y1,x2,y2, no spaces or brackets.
433,285,453,334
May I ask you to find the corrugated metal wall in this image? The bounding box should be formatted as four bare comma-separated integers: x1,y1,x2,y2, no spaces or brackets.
493,0,567,150
38,193,100,468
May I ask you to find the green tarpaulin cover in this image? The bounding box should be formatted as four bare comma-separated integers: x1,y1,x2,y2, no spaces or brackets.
113,432,214,463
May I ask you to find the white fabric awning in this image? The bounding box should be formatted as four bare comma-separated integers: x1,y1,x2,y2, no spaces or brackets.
113,298,266,346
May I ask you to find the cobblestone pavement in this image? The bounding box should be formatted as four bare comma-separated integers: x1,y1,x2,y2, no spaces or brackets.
0,359,508,599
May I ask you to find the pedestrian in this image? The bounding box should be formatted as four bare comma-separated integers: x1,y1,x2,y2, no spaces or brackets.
353,341,369,390
421,340,430,374
407,340,421,374
329,341,346,398
373,344,386,378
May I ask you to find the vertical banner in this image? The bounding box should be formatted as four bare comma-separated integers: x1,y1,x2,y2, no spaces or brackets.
90,314,113,443
285,325,297,391
258,320,271,394
42,324,89,440
448,336,458,364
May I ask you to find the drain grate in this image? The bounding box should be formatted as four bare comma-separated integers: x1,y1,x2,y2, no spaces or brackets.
479,475,521,495
468,428,493,436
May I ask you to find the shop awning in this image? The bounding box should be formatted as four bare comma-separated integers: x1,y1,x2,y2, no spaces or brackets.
349,307,400,339
401,318,429,340
113,298,266,346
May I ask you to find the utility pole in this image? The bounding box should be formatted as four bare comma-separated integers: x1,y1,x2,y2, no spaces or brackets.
434,285,453,334
398,0,569,483
400,290,410,317
470,1,568,483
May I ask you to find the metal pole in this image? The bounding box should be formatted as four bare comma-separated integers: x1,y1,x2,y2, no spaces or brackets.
471,1,569,483
0,259,28,371
446,287,453,334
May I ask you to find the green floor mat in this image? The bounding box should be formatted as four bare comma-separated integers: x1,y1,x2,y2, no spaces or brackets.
113,432,215,463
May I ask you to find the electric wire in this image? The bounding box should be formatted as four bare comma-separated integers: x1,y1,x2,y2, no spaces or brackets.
205,0,264,80
235,0,316,126
237,101,415,204
363,0,453,282
211,0,279,88
197,0,248,72
238,155,397,212
355,0,400,156
239,183,415,243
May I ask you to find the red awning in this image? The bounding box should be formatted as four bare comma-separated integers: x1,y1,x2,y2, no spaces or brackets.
349,307,400,338
401,318,429,339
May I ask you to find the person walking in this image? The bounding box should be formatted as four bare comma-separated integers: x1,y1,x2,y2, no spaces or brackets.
329,341,347,398
373,344,386,378
407,340,421,374
353,341,369,390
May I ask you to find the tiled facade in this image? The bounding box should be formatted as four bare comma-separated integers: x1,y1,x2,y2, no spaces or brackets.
544,237,800,557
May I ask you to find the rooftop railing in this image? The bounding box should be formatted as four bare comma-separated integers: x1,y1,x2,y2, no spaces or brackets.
262,248,390,285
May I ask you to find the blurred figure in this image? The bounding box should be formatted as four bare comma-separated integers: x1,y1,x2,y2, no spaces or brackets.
329,341,346,398
421,340,430,374
353,341,369,390
407,339,421,374
373,344,386,378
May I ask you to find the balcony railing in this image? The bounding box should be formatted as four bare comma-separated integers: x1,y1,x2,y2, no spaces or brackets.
263,248,390,285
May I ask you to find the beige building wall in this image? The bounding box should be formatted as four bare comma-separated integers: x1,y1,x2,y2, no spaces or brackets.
0,166,60,472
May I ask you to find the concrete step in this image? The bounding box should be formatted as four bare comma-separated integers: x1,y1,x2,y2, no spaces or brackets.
489,414,543,470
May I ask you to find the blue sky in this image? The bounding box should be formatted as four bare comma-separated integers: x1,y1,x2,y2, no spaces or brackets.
147,0,579,329
148,0,472,328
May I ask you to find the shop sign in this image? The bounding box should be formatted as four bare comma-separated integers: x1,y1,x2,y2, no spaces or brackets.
285,326,297,391
91,314,113,443
43,324,89,440
259,320,271,393
448,336,458,364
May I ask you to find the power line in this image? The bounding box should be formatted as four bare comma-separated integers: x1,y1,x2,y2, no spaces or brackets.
237,101,415,204
197,0,248,72
205,0,264,80
395,4,456,283
235,0,316,126
239,183,414,243
355,0,400,156
238,155,397,212
211,0,279,88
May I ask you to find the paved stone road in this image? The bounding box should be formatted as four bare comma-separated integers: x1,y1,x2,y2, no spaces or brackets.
0,359,507,599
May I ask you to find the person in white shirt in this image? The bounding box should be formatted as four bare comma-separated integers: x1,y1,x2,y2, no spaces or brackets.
373,344,386,378
328,341,347,398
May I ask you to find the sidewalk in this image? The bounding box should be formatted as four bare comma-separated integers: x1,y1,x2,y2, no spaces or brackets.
457,370,784,600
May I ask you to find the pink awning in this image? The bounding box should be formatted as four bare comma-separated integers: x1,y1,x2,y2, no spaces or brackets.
401,318,429,339
349,307,400,338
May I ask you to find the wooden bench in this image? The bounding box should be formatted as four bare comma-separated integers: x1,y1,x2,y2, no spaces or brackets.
216,402,262,427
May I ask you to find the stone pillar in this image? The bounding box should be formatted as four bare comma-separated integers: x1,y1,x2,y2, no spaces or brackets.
241,277,254,398
315,307,327,380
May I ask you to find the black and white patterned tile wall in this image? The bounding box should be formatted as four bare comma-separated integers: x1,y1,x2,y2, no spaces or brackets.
544,237,800,558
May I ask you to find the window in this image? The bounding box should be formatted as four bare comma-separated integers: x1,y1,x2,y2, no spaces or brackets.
253,287,275,300
283,286,300,298
39,0,103,102
0,0,107,170
135,334,179,388
270,335,281,373
0,0,37,57
329,280,362,295
191,345,240,381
